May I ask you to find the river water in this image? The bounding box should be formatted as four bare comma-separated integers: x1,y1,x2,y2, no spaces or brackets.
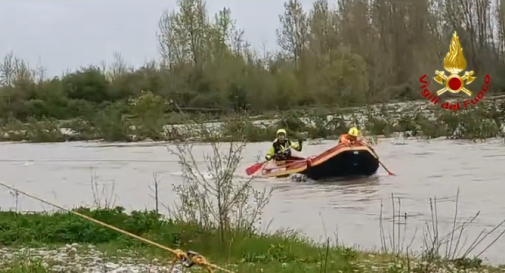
0,139,504,265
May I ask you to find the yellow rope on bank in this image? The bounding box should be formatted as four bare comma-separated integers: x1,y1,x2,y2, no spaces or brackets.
0,181,235,273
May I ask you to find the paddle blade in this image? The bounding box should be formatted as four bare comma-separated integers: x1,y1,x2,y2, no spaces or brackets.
246,162,265,176
379,161,395,176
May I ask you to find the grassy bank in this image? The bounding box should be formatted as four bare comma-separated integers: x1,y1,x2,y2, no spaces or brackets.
0,207,502,273
1,91,505,143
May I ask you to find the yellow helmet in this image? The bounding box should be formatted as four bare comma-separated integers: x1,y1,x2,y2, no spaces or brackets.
276,129,287,135
348,127,359,137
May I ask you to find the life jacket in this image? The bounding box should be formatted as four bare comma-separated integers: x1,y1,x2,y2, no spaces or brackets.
273,139,292,155
339,134,351,144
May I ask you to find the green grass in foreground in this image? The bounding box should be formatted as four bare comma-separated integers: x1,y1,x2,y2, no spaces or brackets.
0,207,502,273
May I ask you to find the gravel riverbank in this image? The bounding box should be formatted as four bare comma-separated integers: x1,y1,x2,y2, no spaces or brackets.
2,243,503,273
0,244,184,273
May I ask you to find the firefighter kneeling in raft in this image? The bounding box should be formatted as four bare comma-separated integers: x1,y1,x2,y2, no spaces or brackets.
265,129,303,161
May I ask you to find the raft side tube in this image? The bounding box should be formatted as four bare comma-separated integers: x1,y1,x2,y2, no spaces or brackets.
301,146,379,180
260,143,379,181
261,158,308,178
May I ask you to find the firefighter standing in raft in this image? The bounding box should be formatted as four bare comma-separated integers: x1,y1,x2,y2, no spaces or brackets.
339,127,360,144
265,129,303,161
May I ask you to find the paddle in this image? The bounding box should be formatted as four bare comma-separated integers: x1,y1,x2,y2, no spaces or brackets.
245,149,290,176
379,160,395,176
245,133,307,176
246,161,267,176
356,141,395,176
368,145,395,176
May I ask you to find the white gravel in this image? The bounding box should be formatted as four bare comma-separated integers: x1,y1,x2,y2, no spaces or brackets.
3,96,505,141
0,243,502,273
0,243,185,273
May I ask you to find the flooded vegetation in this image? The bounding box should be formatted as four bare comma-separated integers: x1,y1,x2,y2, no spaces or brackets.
1,96,505,143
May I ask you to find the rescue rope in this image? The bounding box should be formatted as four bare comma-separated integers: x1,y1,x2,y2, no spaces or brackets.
0,181,235,273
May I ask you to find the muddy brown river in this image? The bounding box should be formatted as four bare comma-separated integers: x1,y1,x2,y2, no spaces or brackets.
0,139,504,264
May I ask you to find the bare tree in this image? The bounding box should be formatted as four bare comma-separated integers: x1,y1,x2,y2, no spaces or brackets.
276,0,309,69
0,52,33,88
109,52,131,82
0,52,17,87
167,121,272,244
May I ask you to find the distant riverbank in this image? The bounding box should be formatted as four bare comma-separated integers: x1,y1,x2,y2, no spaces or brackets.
1,97,504,143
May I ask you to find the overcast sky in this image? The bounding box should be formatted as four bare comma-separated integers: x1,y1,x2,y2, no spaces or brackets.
0,0,316,77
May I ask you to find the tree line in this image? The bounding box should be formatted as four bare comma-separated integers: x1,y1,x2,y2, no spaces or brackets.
1,0,505,121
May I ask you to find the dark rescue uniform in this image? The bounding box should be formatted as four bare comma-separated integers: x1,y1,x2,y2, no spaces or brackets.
265,139,302,161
